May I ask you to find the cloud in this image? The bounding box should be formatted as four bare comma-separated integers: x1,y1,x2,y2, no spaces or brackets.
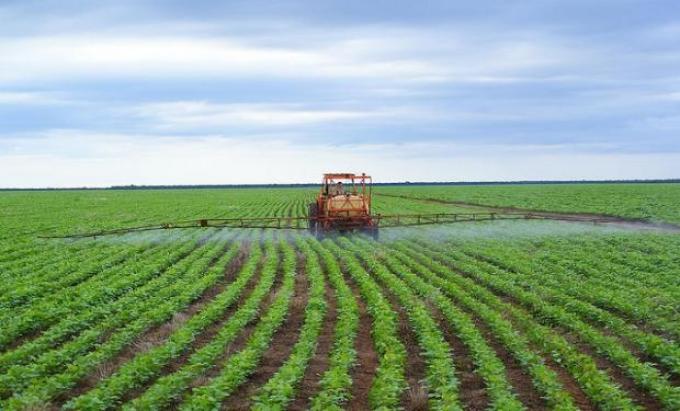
1,1,679,185
0,22,582,88
0,91,72,105
655,91,680,101
130,101,391,128
637,115,680,131
0,34,446,85
2,131,678,188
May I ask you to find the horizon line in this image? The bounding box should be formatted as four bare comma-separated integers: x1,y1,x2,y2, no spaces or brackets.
2,178,679,191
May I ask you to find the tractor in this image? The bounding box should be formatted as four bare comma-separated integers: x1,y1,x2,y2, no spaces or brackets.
42,171,528,240
308,173,378,239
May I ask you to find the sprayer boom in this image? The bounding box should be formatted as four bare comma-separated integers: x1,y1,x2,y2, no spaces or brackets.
40,173,622,240
39,212,547,239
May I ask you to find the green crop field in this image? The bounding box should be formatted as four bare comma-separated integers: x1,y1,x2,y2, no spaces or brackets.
379,183,680,224
1,184,679,410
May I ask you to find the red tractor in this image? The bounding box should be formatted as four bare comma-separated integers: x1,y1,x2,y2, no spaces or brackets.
308,173,378,239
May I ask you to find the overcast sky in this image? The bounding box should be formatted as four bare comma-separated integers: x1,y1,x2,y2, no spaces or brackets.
1,0,679,187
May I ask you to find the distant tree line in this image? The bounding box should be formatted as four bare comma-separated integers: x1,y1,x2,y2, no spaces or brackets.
1,179,679,191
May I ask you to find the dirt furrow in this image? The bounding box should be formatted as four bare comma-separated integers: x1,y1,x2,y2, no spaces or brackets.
442,258,665,410
561,332,664,410
117,244,260,403
344,276,378,411
408,248,597,410
54,240,248,404
288,266,338,410
220,252,309,410
465,250,679,345
382,290,428,411
429,306,494,411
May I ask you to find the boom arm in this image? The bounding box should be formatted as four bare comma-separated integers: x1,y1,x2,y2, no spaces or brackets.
39,212,546,239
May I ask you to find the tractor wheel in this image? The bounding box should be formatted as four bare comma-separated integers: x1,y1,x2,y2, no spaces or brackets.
308,203,318,235
363,227,379,241
315,228,325,240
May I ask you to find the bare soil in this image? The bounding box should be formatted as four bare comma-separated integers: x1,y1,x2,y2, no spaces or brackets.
418,250,600,410
53,240,245,405
382,290,428,411
288,268,338,410
344,276,378,411
562,331,664,410
541,352,597,410
429,304,490,411
464,249,680,386
443,255,665,410
220,252,309,410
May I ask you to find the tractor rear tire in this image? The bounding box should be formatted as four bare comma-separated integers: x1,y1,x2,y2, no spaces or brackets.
308,203,318,235
363,227,379,241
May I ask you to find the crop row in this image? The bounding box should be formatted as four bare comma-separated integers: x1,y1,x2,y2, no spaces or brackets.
323,239,407,408
177,238,297,409
338,237,462,410
123,237,274,409
65,235,268,409
2,232,243,409
350,236,535,410
436,245,680,408
250,236,328,409
403,239,674,410
454,242,680,375
0,232,237,374
306,238,360,410
0,229,208,348
465,238,680,334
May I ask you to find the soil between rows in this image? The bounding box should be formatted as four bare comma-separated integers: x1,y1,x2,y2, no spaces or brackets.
344,275,378,411
436,252,666,410
173,244,288,407
381,288,429,411
400,243,598,410
53,239,249,405
465,248,680,344
220,251,310,410
459,248,678,404
288,261,338,410
120,243,259,404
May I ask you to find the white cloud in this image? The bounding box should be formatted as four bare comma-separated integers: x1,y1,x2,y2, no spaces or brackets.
128,100,530,131
1,10,678,187
1,132,678,188
0,35,444,85
131,101,390,128
0,25,577,87
655,91,680,101
0,91,72,105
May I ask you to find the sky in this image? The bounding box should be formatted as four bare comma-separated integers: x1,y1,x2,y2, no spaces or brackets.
1,0,679,187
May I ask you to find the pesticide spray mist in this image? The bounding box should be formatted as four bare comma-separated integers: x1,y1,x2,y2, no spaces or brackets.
60,217,676,248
